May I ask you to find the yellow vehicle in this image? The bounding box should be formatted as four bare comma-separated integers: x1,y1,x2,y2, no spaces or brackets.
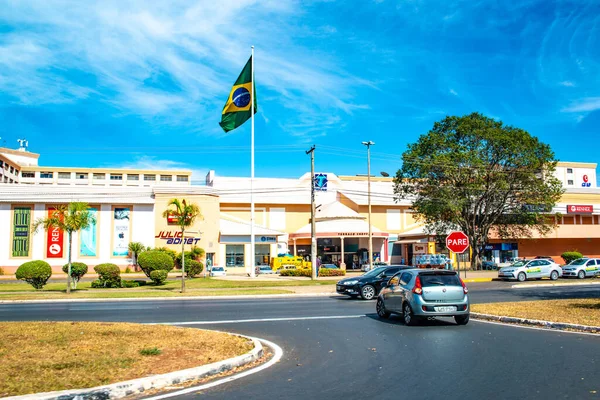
270,255,311,272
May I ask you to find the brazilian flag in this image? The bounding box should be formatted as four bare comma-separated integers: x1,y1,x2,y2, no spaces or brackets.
219,56,257,132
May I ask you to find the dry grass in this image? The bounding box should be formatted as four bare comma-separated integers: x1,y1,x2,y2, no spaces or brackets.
472,299,600,327
0,322,253,397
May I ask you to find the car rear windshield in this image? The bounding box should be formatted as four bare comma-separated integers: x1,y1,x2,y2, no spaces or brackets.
419,273,461,287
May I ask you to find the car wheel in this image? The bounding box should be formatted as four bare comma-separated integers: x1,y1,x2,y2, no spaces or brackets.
455,314,469,325
577,270,585,279
517,272,526,282
550,271,559,281
361,284,376,300
403,303,418,326
376,298,391,319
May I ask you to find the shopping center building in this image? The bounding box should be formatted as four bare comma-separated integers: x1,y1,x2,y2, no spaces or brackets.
1,144,600,273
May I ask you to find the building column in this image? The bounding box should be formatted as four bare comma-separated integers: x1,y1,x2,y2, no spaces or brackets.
340,237,345,270
293,238,297,256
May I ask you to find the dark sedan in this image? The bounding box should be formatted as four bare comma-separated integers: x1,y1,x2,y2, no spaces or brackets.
336,265,410,300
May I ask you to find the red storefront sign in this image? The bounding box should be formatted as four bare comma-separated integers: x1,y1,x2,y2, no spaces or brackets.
567,205,594,214
46,208,64,258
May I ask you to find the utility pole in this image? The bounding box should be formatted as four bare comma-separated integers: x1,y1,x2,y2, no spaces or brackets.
362,141,375,270
306,145,317,280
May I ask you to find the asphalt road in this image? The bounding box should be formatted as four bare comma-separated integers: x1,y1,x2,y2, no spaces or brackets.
1,283,599,400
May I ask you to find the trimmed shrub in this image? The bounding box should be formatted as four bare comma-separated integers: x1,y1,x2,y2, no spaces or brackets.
318,268,346,277
16,260,52,289
93,263,121,288
138,250,174,278
121,280,140,288
134,280,147,287
90,279,103,288
561,251,583,265
150,270,168,285
152,247,177,261
62,262,88,289
279,268,311,277
186,260,204,278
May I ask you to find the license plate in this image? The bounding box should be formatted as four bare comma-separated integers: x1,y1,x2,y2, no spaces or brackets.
434,306,456,312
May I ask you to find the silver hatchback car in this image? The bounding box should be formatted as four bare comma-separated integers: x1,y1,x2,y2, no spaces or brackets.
376,269,470,326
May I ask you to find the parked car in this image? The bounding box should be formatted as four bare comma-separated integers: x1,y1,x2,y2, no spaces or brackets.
256,265,275,275
336,265,410,300
321,264,339,269
534,256,554,260
209,266,226,277
376,269,470,326
481,260,498,270
561,258,600,279
497,259,562,282
361,261,387,272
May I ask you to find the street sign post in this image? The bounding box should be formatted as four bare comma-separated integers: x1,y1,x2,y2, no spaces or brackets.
446,231,470,278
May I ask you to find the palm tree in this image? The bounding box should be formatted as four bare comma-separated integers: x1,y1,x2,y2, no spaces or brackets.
162,199,202,293
128,241,145,271
33,202,95,294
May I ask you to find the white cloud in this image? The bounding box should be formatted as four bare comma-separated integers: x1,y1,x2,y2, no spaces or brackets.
559,81,575,87
449,88,458,96
562,97,600,113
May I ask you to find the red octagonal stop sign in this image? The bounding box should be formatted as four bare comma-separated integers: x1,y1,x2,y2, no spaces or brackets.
446,231,470,254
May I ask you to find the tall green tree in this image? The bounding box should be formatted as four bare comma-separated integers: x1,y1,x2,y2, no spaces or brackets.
162,199,202,293
394,113,564,268
32,202,96,294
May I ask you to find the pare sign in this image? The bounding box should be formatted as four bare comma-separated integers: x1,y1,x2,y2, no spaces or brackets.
155,231,201,245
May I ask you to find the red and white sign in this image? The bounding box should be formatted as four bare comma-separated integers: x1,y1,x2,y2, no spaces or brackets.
567,205,593,214
446,231,470,254
46,208,64,258
583,175,589,183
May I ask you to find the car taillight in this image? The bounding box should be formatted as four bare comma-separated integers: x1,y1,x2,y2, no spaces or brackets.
460,277,468,294
412,276,423,295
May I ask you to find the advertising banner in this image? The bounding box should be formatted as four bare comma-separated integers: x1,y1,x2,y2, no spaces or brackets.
12,207,31,257
46,208,64,258
79,207,98,257
113,207,130,256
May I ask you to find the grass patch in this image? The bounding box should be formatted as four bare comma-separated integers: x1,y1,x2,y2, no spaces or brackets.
471,299,600,327
139,347,162,356
0,321,253,397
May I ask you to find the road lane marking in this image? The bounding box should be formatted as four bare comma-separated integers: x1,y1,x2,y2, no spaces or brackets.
150,315,366,325
142,337,284,400
472,318,600,336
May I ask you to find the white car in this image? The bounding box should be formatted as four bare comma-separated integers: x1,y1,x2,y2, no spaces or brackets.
209,266,226,277
561,258,600,279
498,259,562,282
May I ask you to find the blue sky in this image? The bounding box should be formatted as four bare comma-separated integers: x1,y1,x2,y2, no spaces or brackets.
0,0,599,183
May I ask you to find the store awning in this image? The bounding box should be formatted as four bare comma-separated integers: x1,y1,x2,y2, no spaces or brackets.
289,218,389,239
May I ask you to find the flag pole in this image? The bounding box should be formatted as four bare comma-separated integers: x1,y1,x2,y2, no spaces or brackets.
250,45,256,278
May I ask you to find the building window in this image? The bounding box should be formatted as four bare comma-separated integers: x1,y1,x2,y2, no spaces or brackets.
10,166,14,173
255,244,271,266
110,174,123,181
144,174,156,181
127,174,139,181
93,173,105,180
176,175,188,182
40,172,53,179
567,180,574,185
226,245,245,267
76,172,88,180
58,172,71,179
0,160,3,167
160,175,173,182
21,172,35,178
567,168,573,174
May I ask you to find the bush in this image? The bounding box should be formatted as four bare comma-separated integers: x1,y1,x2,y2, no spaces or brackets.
134,280,147,287
186,260,204,278
62,262,88,289
561,251,583,265
279,268,311,277
152,247,177,261
0,266,5,275
150,270,168,285
121,280,140,288
137,250,174,278
15,260,52,289
93,263,121,288
318,268,346,277
124,266,133,274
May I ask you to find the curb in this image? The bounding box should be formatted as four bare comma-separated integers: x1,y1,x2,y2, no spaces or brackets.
511,281,600,289
463,278,494,283
471,312,600,334
3,334,264,400
0,292,341,304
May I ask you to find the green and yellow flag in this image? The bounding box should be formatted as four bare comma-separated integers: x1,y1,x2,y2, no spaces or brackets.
219,56,257,133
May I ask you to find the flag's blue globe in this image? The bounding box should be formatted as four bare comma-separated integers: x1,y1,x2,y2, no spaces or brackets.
232,87,250,107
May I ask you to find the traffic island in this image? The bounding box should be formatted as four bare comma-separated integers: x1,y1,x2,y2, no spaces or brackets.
471,299,600,333
0,322,264,398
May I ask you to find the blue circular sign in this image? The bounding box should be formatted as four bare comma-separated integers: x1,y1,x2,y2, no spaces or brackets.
232,87,250,107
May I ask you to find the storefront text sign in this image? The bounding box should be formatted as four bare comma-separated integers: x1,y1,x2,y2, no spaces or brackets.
567,205,593,214
156,230,201,245
46,207,64,258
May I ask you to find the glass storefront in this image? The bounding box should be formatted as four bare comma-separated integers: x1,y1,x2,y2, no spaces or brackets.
255,244,271,266
225,244,244,267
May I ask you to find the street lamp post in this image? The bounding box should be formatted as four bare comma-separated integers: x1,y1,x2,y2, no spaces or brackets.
362,141,375,270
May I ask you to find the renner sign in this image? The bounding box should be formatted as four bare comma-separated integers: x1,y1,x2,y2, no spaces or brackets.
445,231,470,254
46,208,64,258
567,205,593,214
